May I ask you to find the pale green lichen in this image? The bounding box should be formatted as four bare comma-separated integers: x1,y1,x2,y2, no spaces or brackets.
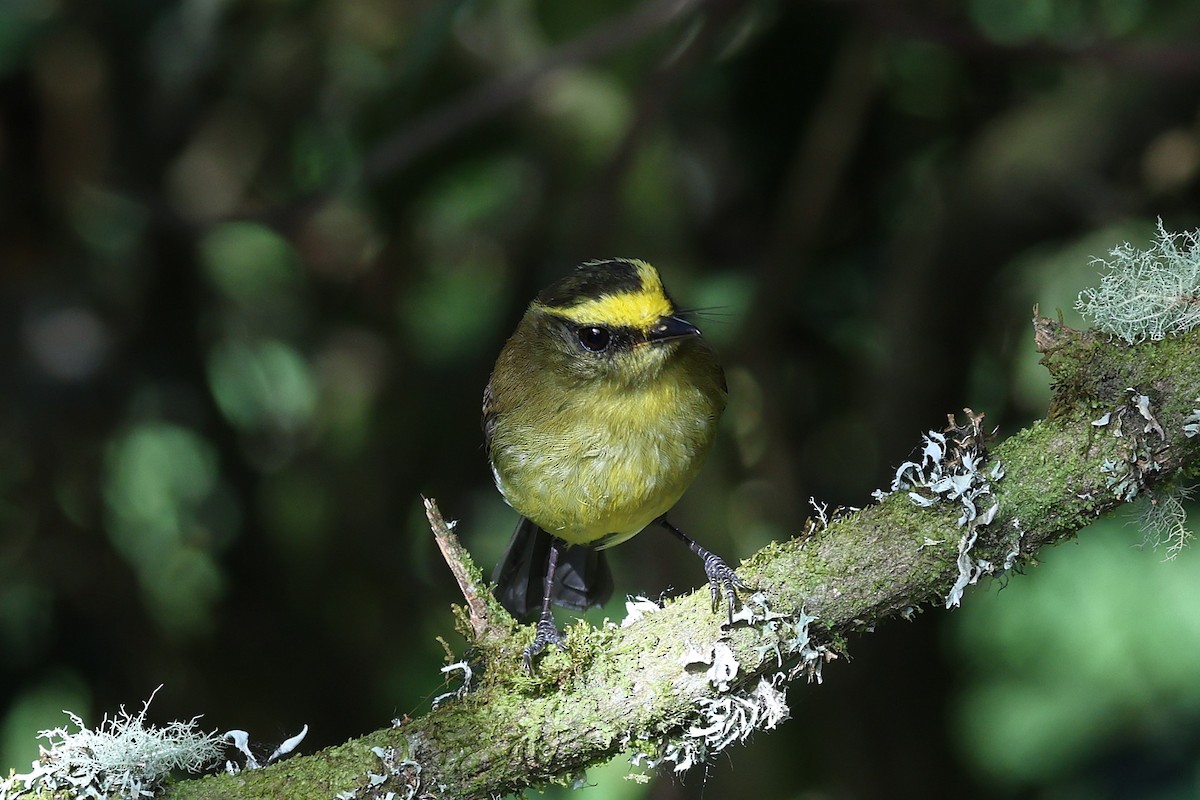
1076,221,1200,343
1096,390,1169,504
623,593,821,777
1101,457,1143,502
628,674,791,774
1090,388,1191,556
1184,401,1200,438
222,724,308,772
0,689,222,800
680,642,739,692
1138,486,1196,561
334,746,425,800
879,411,1007,608
431,662,473,710
620,596,664,627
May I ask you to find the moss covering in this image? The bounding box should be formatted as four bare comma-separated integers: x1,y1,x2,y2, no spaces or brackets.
129,320,1200,800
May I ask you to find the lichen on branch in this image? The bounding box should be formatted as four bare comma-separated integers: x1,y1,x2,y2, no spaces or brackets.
52,319,1200,800
1076,221,1200,344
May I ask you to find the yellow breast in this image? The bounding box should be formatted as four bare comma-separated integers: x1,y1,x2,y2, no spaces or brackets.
490,362,723,547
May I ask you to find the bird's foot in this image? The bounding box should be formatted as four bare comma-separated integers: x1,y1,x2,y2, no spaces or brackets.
699,549,751,626
656,516,751,625
523,612,567,671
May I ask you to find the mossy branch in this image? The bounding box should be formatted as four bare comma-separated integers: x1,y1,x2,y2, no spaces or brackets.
78,318,1200,800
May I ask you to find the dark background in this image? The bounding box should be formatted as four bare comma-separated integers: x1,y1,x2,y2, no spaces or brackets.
4,1,1200,797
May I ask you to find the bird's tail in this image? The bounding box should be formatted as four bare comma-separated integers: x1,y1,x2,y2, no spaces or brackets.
491,517,613,622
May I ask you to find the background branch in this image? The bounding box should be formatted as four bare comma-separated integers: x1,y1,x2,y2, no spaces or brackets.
362,0,712,182
245,0,724,232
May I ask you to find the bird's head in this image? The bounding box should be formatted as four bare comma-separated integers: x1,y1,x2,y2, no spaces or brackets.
522,258,705,386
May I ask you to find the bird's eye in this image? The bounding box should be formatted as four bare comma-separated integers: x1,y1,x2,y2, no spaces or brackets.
577,326,611,352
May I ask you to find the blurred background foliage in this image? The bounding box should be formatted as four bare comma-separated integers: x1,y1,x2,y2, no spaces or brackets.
2,0,1200,797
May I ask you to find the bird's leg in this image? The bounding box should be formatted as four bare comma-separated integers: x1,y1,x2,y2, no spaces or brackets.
523,539,568,671
657,516,749,625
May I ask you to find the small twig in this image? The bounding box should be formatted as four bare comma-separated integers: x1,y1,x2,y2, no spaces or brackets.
851,0,1200,76
224,0,713,233
362,0,708,184
579,0,743,252
424,496,508,641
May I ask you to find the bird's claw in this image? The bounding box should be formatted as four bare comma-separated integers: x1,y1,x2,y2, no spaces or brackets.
654,516,751,627
702,553,751,625
523,613,567,671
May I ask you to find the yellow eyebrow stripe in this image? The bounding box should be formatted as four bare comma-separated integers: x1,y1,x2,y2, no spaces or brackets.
550,291,673,330
536,260,674,330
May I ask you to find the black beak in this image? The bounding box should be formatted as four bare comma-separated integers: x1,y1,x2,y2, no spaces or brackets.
647,315,701,343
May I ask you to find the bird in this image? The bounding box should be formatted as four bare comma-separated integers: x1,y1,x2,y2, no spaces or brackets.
484,258,747,667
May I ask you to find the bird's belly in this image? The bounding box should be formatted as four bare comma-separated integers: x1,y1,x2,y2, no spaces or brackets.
493,407,716,547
